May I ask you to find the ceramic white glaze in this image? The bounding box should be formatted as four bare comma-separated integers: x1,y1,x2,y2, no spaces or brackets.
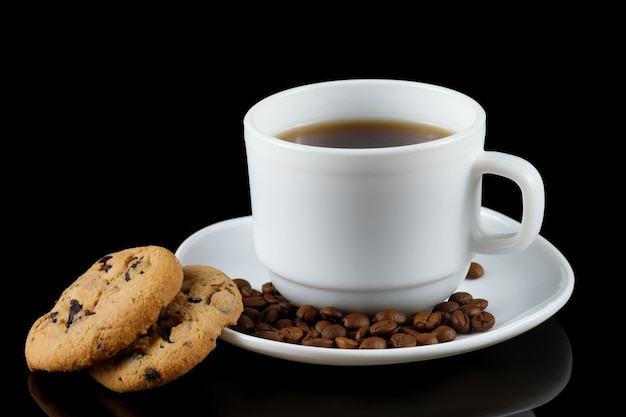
175,209,574,366
243,79,545,314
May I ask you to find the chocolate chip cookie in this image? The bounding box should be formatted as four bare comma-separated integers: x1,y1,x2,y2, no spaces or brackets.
25,246,184,372
88,265,244,392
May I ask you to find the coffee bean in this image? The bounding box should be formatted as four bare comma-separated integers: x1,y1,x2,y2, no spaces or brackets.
233,314,255,332
263,292,282,304
267,301,292,315
440,311,452,326
302,337,335,348
294,317,312,333
233,278,252,291
369,319,398,338
413,332,439,346
466,262,485,279
240,286,259,297
372,309,407,325
314,320,333,333
458,304,482,318
359,336,387,349
413,311,444,331
432,325,457,342
449,291,473,305
308,329,321,338
470,298,488,310
390,332,417,348
243,295,267,308
256,330,283,341
262,281,278,294
432,301,460,314
230,281,495,349
254,322,275,332
279,326,305,343
319,306,344,322
471,311,495,332
335,336,360,349
354,325,370,341
274,318,294,329
321,323,347,339
450,310,471,334
260,307,279,324
342,313,371,329
296,304,319,322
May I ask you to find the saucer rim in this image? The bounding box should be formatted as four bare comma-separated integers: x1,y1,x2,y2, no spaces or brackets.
175,208,575,366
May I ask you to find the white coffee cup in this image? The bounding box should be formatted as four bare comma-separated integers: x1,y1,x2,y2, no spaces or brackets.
243,79,544,314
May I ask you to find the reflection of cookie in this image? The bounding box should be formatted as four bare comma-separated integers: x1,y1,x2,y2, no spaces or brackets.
25,246,184,372
89,265,244,392
28,371,101,417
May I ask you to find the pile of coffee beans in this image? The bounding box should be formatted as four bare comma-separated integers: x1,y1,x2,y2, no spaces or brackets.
229,263,495,349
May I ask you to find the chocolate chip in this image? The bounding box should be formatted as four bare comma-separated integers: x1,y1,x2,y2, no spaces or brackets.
130,256,141,269
97,255,113,272
143,368,160,381
67,299,82,327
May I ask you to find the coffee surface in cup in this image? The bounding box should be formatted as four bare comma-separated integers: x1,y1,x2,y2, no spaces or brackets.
276,119,453,149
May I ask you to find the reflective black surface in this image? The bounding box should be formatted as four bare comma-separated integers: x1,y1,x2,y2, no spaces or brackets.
10,24,608,415
24,318,571,417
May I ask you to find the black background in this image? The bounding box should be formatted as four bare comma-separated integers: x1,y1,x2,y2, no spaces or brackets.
7,9,612,416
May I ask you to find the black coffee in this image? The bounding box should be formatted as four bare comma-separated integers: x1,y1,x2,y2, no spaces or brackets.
276,119,453,149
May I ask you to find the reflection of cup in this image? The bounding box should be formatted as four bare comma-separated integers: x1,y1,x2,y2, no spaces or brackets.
243,79,545,313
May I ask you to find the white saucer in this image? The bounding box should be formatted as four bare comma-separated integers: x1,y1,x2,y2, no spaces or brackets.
175,208,574,366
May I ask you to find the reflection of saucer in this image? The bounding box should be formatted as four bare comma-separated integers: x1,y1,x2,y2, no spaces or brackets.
28,318,570,417
175,208,575,366
199,318,571,417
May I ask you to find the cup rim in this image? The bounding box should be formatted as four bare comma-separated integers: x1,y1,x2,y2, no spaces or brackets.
243,78,486,155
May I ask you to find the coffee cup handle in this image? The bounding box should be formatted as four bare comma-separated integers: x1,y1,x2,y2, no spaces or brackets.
471,151,545,254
